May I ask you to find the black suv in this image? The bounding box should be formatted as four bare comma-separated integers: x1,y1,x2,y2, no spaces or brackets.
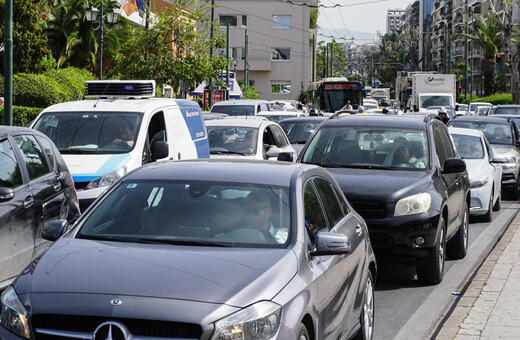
0,126,80,289
298,115,470,284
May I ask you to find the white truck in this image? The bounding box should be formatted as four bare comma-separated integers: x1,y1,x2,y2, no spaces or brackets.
408,73,456,111
371,88,390,105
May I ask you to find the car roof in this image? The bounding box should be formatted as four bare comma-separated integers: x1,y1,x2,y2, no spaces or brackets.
450,115,513,124
279,117,327,124
126,159,319,186
212,99,267,106
0,125,49,137
469,102,492,106
324,114,437,129
448,126,484,138
493,105,520,108
205,116,270,127
39,98,198,114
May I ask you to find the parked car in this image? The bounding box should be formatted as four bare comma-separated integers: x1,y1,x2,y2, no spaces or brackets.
0,126,80,290
0,160,377,340
210,99,270,116
449,127,503,221
467,102,492,115
488,104,520,116
297,115,470,284
206,116,296,161
279,116,327,155
448,115,520,199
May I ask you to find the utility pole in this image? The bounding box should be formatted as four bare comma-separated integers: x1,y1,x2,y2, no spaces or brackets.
330,43,333,77
4,0,12,125
470,7,474,99
226,23,230,100
464,2,468,99
325,44,328,78
209,0,214,109
244,29,248,90
312,34,316,82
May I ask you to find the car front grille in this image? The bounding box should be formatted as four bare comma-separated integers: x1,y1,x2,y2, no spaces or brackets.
31,314,203,340
349,200,387,220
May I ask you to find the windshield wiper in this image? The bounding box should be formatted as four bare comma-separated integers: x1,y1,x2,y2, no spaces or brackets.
78,234,158,244
210,150,247,155
151,239,232,247
78,234,231,247
60,149,98,154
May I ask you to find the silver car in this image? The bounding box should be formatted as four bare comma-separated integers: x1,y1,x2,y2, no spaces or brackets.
0,160,377,340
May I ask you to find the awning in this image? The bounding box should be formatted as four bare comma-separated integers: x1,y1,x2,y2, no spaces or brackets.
189,72,242,99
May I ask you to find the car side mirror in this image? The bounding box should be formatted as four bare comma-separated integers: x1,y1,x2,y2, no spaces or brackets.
442,158,466,174
276,151,294,162
152,141,169,161
267,147,283,158
310,232,351,256
491,156,506,163
0,187,15,202
42,219,69,241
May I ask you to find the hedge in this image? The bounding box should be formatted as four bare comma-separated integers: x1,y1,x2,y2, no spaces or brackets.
0,106,43,127
0,67,95,108
459,93,513,105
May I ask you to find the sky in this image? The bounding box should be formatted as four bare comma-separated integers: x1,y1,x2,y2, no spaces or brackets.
317,0,414,41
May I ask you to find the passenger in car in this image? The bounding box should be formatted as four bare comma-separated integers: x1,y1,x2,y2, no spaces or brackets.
246,192,288,243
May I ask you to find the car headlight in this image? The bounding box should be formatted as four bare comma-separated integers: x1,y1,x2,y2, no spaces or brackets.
211,301,282,340
0,286,30,339
394,193,431,217
471,176,489,189
85,165,127,190
502,156,517,170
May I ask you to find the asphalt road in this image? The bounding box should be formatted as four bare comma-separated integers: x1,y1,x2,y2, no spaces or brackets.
372,199,520,340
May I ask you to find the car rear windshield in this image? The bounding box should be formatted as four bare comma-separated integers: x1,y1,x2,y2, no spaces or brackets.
210,105,255,116
301,126,429,170
78,180,290,248
280,121,322,144
448,121,513,145
492,107,520,115
32,112,142,154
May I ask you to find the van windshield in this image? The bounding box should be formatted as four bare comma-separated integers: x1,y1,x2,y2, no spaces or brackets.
210,105,255,116
32,112,142,154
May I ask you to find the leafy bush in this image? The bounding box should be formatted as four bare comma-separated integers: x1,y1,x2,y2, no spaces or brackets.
241,86,261,99
0,67,95,107
0,106,43,127
459,93,512,105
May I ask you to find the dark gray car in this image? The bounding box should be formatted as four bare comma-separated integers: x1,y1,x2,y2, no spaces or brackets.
0,160,376,340
0,126,80,290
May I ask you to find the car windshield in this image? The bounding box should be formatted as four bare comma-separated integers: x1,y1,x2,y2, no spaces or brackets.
78,180,290,247
280,121,322,144
493,107,520,115
207,126,258,155
448,121,513,145
452,134,484,159
420,95,451,108
32,112,141,154
302,126,429,170
210,105,255,116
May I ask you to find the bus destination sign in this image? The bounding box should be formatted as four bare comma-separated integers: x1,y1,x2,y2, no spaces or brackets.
323,83,360,90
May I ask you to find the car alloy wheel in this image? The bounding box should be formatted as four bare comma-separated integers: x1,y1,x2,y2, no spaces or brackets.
493,187,501,211
447,202,469,260
481,190,493,222
417,218,446,284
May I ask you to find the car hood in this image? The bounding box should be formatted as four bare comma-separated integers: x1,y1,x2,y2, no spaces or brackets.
463,159,490,180
326,167,432,202
491,145,518,157
15,238,297,307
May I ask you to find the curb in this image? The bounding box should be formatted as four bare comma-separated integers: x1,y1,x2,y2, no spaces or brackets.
433,210,520,339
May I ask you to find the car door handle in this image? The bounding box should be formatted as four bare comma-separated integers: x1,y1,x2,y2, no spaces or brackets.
355,224,363,236
24,195,34,208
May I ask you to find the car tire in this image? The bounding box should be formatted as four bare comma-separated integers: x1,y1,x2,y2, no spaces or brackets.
417,218,446,285
481,190,493,222
296,323,310,340
353,271,375,340
447,201,469,259
511,178,520,200
493,187,501,211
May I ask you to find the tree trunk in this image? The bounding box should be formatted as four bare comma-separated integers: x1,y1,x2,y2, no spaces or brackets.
511,52,520,104
481,57,495,97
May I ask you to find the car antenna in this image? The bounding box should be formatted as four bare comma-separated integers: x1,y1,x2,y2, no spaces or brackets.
93,82,111,108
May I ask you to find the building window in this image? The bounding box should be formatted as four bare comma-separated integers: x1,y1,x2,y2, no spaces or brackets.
271,82,291,94
220,15,237,27
242,15,247,27
272,15,291,28
272,48,290,60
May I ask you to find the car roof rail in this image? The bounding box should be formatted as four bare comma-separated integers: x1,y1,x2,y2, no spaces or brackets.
85,80,156,99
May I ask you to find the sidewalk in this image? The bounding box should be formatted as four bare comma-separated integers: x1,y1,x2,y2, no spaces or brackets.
434,210,520,339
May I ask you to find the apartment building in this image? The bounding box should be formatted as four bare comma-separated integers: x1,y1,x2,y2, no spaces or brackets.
387,9,406,33
213,0,316,101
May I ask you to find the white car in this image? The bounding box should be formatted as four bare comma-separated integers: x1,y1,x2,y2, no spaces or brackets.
206,116,296,161
467,102,492,115
257,110,306,123
449,127,503,221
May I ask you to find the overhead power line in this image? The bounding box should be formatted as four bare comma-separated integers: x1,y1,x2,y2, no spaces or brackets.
277,0,388,8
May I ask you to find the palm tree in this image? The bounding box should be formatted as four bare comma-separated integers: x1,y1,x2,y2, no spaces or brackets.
456,12,502,96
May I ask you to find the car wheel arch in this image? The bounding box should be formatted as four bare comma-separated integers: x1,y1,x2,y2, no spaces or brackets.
301,314,315,340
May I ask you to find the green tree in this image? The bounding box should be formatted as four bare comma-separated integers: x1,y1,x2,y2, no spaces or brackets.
44,0,129,76
316,40,349,79
376,32,406,90
0,0,51,73
110,0,227,95
241,86,261,99
456,12,502,96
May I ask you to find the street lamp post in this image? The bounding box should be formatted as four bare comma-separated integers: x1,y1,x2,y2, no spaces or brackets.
85,2,119,79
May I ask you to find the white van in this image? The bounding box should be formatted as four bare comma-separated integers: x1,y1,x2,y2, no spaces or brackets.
31,80,209,211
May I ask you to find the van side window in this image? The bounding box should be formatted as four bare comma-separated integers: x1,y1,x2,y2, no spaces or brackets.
142,111,167,164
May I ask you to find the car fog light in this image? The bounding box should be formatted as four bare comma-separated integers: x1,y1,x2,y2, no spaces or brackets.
414,236,425,247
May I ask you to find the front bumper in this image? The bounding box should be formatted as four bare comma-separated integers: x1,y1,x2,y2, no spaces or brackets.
469,184,493,216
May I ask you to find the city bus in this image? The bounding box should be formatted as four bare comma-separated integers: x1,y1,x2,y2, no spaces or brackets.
307,77,365,115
